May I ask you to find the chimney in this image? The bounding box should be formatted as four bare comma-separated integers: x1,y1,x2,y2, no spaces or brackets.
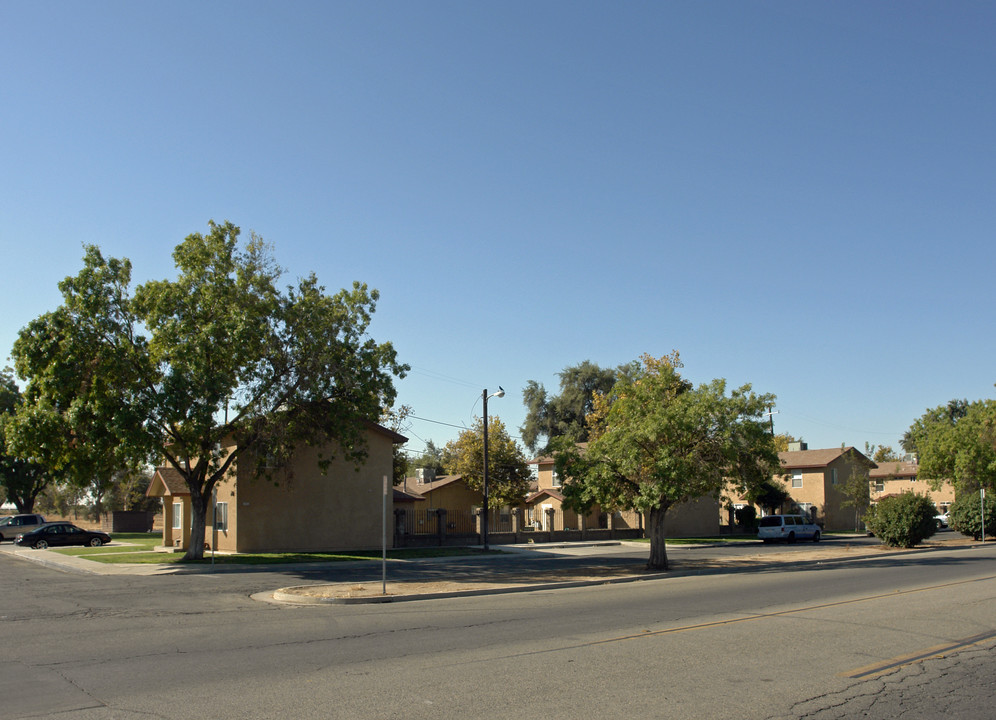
416,468,435,485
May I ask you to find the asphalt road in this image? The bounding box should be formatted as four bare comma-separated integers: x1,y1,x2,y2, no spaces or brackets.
2,537,994,719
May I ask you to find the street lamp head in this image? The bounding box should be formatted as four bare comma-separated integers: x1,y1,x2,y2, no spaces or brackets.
495,386,505,399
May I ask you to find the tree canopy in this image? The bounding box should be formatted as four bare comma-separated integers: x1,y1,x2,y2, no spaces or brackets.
442,416,531,508
520,360,637,454
904,398,996,495
555,353,779,570
9,221,408,558
406,438,446,480
0,367,51,512
772,434,800,453
864,442,900,463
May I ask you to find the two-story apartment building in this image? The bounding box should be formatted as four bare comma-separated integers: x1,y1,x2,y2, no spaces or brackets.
868,459,955,514
774,443,876,531
528,451,719,537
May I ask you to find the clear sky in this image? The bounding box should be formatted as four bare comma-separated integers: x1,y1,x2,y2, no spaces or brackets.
3,1,994,461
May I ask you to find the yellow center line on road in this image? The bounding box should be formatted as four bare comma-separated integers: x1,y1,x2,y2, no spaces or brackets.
840,630,996,679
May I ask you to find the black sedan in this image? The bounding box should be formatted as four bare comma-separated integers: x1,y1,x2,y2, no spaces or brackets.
15,522,111,549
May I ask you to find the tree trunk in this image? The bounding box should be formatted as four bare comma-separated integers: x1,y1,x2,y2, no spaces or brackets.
647,506,670,571
184,485,211,561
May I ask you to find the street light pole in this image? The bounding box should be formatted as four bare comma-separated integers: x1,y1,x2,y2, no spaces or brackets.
763,408,779,435
482,386,505,552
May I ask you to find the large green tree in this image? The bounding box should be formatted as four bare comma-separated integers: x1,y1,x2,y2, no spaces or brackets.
0,368,51,512
406,438,446,480
10,221,407,559
839,465,872,532
520,360,637,454
442,416,531,507
864,442,901,463
555,353,779,571
904,398,996,495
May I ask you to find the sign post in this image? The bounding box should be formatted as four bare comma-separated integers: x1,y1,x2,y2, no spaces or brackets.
382,475,388,595
982,488,986,544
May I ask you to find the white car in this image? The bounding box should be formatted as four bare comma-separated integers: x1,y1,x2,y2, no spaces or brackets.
758,514,821,543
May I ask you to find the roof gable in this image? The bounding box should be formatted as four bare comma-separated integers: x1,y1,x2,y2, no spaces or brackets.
526,488,566,503
779,446,874,470
147,467,189,497
405,475,469,492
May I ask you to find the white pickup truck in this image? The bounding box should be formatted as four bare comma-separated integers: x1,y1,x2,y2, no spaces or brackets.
757,514,821,543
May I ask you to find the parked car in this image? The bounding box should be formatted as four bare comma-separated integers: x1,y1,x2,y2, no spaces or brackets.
0,514,46,542
935,512,949,529
758,514,821,543
15,522,111,549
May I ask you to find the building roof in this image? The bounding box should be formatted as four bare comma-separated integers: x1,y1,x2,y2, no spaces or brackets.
868,461,918,479
525,488,566,503
779,447,875,470
401,474,469,494
393,488,426,503
366,420,408,445
146,466,189,497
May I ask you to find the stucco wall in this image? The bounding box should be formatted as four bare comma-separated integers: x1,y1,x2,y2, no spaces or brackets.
414,481,481,514
665,496,721,537
233,429,396,552
871,479,956,511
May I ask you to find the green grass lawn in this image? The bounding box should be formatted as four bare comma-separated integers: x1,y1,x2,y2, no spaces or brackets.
50,534,493,564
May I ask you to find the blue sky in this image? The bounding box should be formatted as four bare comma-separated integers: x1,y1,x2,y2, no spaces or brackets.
3,1,994,460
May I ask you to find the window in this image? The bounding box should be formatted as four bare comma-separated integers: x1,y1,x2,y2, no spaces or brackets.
214,502,228,531
172,502,182,530
791,473,803,488
552,469,562,488
831,468,838,485
874,481,885,492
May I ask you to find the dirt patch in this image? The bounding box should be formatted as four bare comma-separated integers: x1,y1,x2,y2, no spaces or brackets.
278,563,651,600
274,536,982,602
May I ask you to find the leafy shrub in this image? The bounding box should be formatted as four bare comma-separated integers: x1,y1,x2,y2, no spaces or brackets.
864,493,937,548
735,505,757,531
949,492,996,541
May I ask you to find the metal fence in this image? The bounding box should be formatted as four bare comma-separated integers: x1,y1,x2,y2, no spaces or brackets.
393,505,644,547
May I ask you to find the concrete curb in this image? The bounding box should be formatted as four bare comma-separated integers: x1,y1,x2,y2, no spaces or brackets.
269,571,667,605
265,539,985,605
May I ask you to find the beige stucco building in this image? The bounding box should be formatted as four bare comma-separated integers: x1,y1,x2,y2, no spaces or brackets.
147,422,406,553
529,452,720,537
869,460,955,513
773,444,876,531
